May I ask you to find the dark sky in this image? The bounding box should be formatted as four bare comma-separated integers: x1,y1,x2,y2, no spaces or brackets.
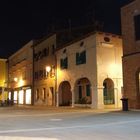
0,0,133,58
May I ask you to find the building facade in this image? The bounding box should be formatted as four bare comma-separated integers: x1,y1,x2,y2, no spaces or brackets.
7,31,123,109
33,34,56,106
56,32,123,109
8,41,34,105
0,59,7,102
121,0,140,109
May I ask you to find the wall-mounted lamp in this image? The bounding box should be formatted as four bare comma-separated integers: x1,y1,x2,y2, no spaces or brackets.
46,66,51,73
46,65,55,78
14,77,18,82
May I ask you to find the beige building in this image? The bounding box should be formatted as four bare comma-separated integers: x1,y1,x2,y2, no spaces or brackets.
33,34,56,106
0,59,8,102
121,0,140,109
8,40,34,105
56,32,123,109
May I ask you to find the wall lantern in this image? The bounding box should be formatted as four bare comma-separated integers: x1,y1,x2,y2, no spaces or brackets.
46,65,55,78
14,77,18,82
46,66,51,73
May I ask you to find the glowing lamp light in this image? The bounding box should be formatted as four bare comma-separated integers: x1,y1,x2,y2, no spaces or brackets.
46,66,51,72
19,79,24,87
14,77,18,82
109,63,121,76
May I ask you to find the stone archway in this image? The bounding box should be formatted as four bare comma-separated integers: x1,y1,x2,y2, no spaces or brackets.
75,78,91,104
59,81,72,106
103,78,115,105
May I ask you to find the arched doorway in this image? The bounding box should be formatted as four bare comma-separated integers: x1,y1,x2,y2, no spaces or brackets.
103,78,115,105
59,81,72,106
75,78,91,104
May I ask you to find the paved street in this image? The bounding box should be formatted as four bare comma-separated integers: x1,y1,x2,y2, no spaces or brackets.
0,106,140,140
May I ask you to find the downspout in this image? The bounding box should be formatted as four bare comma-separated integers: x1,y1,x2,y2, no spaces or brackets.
55,53,57,106
32,43,35,105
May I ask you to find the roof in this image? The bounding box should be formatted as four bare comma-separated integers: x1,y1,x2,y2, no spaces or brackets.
56,31,121,52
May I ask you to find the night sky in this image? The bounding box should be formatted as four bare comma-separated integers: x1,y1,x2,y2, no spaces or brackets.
0,0,133,58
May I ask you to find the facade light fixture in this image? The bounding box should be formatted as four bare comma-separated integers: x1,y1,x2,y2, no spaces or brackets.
14,77,18,82
46,66,51,73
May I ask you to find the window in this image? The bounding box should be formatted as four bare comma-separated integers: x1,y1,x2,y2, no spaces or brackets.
76,51,86,65
43,48,47,57
134,14,140,41
60,57,68,69
42,88,46,100
39,70,44,79
22,71,26,80
86,84,90,96
34,47,49,61
36,89,39,100
52,45,55,54
46,47,49,56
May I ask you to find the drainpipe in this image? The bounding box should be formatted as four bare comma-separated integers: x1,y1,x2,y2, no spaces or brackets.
32,42,35,105
55,51,58,107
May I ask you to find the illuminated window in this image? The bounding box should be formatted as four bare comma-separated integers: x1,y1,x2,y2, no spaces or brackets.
134,14,140,41
8,92,11,100
14,91,17,103
19,90,24,104
26,89,31,104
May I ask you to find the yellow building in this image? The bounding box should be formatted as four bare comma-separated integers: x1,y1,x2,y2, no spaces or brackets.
8,41,34,105
0,59,7,101
33,34,56,106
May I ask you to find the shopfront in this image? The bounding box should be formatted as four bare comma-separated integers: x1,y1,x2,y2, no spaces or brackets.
11,86,32,105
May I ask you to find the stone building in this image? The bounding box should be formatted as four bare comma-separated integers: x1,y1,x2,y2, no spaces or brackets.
56,32,123,109
121,0,140,109
33,34,56,106
7,30,123,109
8,41,34,105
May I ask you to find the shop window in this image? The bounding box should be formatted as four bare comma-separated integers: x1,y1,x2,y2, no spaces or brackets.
26,89,31,104
76,51,86,65
14,91,18,103
60,57,68,69
134,14,140,41
19,90,24,104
